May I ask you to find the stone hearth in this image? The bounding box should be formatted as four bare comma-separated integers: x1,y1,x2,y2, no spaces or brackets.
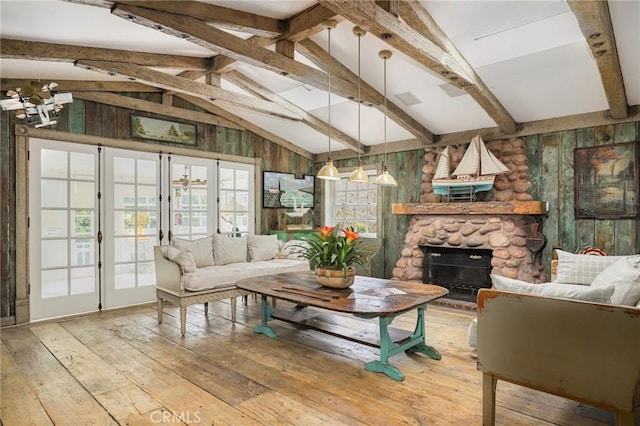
391,137,547,296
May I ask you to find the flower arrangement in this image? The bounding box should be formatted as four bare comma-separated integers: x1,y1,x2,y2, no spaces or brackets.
298,225,376,275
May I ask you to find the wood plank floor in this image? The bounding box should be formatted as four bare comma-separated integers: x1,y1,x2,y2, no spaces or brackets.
1,298,620,425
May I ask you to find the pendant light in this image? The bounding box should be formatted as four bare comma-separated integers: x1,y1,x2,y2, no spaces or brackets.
349,26,369,183
317,20,341,181
374,49,397,186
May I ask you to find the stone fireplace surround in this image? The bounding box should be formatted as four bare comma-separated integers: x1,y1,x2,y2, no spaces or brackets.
391,137,547,306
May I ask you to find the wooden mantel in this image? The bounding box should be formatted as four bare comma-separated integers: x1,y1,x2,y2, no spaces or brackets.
392,201,548,215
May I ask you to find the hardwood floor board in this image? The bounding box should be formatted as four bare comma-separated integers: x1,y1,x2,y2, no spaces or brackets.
28,322,163,421
235,390,367,425
59,316,262,425
94,312,272,406
1,327,118,425
0,341,53,426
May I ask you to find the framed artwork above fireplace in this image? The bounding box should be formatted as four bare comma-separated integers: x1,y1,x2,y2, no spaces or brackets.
574,141,638,219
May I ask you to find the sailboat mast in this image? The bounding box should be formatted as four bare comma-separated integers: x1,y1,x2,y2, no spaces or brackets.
475,137,481,177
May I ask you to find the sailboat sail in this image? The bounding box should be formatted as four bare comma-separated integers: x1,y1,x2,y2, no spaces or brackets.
433,146,450,179
432,135,510,197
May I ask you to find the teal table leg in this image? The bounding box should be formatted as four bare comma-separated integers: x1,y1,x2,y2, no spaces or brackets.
405,306,441,360
365,315,405,381
253,295,277,339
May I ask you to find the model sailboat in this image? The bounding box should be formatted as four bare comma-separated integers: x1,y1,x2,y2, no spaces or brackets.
432,135,509,197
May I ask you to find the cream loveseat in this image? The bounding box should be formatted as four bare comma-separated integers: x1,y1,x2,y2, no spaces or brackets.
154,234,309,336
471,250,640,425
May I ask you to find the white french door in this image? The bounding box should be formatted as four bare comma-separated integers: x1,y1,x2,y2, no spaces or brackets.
104,149,159,308
29,139,100,320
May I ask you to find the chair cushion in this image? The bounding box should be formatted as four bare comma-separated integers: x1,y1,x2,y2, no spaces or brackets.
492,274,614,303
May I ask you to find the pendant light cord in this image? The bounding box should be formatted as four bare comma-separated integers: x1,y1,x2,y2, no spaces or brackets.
327,25,332,158
357,31,362,161
383,53,388,165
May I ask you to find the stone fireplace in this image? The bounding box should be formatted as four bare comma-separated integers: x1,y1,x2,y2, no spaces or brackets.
391,138,547,302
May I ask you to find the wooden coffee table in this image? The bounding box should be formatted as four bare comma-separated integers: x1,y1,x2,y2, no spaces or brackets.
236,271,449,381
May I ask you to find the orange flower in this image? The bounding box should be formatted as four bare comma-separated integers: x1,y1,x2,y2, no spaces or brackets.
343,228,359,243
318,226,334,239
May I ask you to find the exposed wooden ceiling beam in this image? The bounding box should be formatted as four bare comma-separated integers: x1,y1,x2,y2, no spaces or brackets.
224,70,364,154
568,0,628,119
74,91,243,130
110,4,358,103
175,94,314,160
318,0,518,134
212,4,339,74
117,1,283,38
396,2,518,135
0,38,209,70
296,38,434,144
1,79,160,92
74,60,303,121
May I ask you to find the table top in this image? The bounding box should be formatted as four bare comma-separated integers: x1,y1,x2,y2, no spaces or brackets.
235,272,449,315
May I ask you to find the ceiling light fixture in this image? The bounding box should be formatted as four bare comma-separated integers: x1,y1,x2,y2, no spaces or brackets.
317,20,341,181
349,26,369,184
374,49,397,187
0,81,72,128
172,164,206,191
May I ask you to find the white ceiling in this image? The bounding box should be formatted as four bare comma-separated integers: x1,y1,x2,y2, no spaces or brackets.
1,0,638,154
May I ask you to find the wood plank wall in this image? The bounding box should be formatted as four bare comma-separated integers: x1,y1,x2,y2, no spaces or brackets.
1,95,638,321
0,95,312,321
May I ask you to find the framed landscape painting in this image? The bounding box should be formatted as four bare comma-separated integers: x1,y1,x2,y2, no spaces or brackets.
131,115,196,145
574,141,638,218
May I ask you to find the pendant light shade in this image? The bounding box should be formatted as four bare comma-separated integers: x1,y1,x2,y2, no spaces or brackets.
349,26,370,184
317,20,340,181
317,159,341,180
375,49,397,187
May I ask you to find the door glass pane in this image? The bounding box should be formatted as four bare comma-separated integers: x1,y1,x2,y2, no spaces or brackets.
41,149,67,178
71,210,94,237
70,182,95,208
138,262,156,287
42,210,67,238
137,185,156,209
235,170,249,190
41,240,68,268
114,264,136,289
114,158,135,183
114,237,135,263
71,239,94,266
114,210,135,236
71,267,95,295
137,236,156,262
138,159,156,184
220,168,233,189
114,184,135,209
70,153,94,180
41,269,68,298
41,180,67,208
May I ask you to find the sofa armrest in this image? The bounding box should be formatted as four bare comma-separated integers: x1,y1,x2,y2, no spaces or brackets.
153,245,183,292
477,288,640,413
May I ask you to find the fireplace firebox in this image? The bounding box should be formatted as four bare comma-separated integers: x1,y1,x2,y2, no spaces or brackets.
421,246,492,302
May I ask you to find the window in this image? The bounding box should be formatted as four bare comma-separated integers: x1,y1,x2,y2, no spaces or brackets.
325,170,378,238
219,161,254,236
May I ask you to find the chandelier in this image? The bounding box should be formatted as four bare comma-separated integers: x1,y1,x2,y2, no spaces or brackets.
172,164,206,190
0,81,72,128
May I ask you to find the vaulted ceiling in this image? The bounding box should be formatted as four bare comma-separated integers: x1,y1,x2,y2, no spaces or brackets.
1,1,638,160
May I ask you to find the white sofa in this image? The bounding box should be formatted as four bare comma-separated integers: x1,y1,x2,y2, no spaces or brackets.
154,234,309,336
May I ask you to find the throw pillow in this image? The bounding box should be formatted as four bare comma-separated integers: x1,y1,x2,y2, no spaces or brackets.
213,234,247,265
172,236,214,268
279,240,308,260
160,245,197,273
554,250,623,285
590,257,640,306
248,235,281,261
492,274,614,303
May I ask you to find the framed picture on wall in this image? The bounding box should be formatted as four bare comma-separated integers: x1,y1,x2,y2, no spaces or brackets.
130,114,197,145
574,141,638,218
263,171,314,209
